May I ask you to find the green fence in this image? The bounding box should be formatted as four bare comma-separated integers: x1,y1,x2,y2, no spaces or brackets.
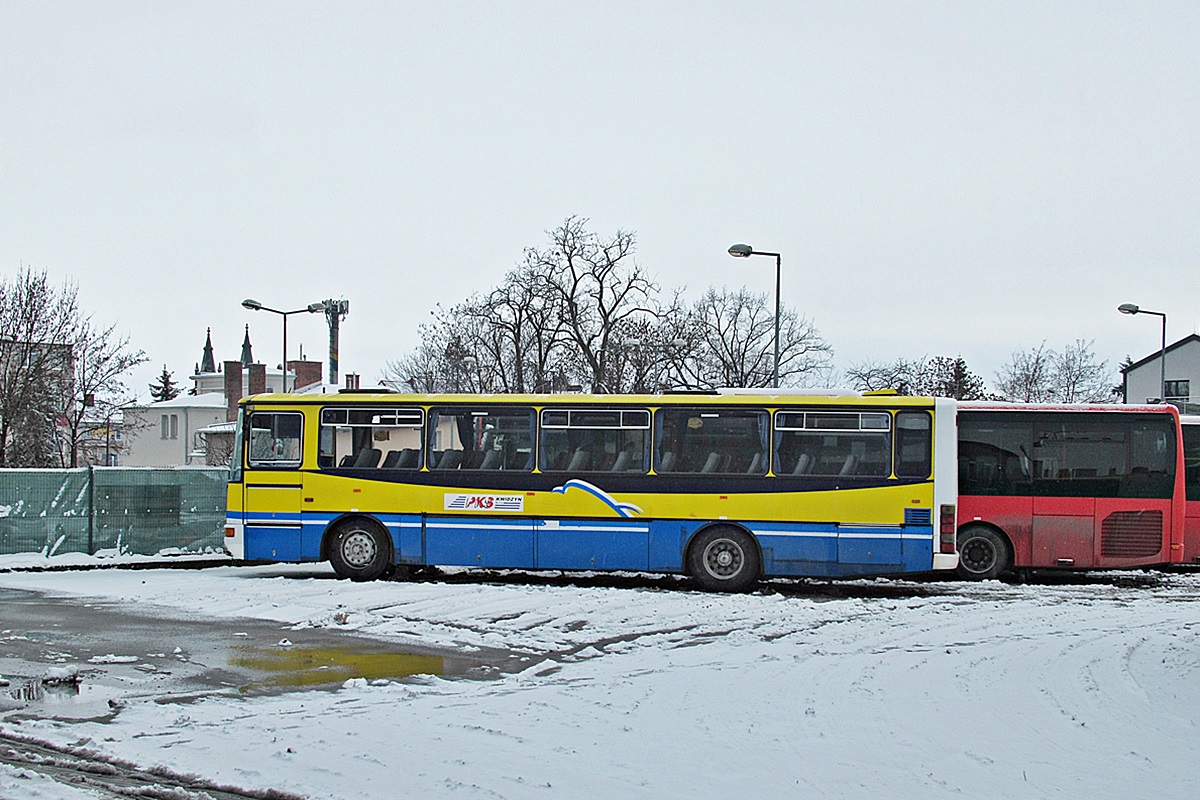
0,467,229,557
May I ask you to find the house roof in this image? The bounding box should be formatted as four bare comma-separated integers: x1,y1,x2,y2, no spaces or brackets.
1121,333,1200,373
139,392,228,409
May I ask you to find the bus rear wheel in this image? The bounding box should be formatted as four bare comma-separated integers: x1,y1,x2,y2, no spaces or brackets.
687,526,761,593
955,525,1011,580
329,519,392,582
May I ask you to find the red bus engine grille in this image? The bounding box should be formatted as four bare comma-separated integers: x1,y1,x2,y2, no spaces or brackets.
1100,511,1164,558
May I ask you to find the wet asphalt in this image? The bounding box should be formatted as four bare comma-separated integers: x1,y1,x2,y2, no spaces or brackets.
0,587,504,723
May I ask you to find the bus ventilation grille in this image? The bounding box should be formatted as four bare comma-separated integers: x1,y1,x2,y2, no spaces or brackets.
1100,510,1163,558
904,508,932,526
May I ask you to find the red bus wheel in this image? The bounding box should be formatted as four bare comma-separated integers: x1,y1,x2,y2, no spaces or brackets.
955,526,1011,580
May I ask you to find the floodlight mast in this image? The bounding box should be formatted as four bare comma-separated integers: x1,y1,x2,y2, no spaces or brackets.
323,299,350,384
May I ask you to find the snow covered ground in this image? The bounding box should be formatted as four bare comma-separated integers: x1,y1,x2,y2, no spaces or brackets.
1,560,1198,799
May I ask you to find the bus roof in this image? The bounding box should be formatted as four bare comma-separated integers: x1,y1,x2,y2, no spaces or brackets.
958,400,1177,414
238,390,943,408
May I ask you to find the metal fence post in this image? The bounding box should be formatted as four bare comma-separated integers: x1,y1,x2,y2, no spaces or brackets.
88,465,95,555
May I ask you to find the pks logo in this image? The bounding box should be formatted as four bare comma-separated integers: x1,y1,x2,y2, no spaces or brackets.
444,493,524,512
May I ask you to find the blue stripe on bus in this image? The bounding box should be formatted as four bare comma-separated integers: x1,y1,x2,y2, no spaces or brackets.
239,511,936,578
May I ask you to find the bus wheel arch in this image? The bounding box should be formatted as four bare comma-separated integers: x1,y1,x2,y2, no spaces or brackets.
326,515,393,582
955,524,1013,580
685,523,762,593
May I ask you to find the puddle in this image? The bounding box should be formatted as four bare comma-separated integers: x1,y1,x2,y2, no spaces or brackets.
2,676,120,721
0,587,515,722
229,644,444,690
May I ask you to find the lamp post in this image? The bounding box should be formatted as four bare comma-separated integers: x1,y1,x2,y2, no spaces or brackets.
1118,303,1167,402
242,298,327,391
728,243,782,389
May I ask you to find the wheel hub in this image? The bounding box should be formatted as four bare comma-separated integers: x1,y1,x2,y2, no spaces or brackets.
704,539,743,578
342,531,377,568
963,540,995,571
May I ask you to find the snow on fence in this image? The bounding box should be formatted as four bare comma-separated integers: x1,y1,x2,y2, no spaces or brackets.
0,467,229,557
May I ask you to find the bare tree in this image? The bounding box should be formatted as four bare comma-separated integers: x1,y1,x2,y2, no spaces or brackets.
0,269,80,466
994,340,1114,403
994,342,1056,402
845,357,926,394
533,217,658,393
461,261,570,392
384,218,835,396
847,354,990,399
1054,339,1116,403
60,318,148,467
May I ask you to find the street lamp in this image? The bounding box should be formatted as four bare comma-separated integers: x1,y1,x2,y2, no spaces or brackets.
242,298,327,391
1118,303,1167,402
728,243,782,389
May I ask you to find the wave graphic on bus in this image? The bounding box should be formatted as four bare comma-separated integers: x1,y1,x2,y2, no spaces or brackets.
551,479,644,518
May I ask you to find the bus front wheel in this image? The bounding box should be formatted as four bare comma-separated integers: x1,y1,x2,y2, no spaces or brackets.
955,526,1011,580
687,526,761,593
329,519,392,582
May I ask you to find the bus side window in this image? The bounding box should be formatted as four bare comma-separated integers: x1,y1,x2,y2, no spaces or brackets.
656,408,767,475
895,411,931,479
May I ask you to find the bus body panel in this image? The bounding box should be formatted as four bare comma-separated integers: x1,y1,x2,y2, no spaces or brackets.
535,519,651,571
226,391,958,582
425,517,536,569
1185,508,1200,564
958,402,1184,573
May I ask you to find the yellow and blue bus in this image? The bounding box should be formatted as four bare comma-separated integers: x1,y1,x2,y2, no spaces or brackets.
224,389,959,591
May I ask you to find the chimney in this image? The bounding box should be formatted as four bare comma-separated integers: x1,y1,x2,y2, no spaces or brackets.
248,363,266,396
345,373,360,391
223,360,243,422
289,360,323,392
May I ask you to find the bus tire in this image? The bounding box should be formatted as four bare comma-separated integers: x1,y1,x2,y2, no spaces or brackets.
329,518,392,582
955,525,1011,580
687,525,761,593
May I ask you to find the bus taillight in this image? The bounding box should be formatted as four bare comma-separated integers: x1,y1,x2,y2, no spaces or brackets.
224,526,236,538
939,504,956,554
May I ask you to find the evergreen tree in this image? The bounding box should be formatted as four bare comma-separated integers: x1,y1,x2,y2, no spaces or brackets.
149,365,180,402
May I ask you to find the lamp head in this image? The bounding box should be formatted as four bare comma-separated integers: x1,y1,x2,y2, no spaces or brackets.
1117,303,1140,315
307,301,327,313
727,243,753,258
242,298,263,311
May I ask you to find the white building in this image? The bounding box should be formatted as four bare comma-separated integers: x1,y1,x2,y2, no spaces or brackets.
121,327,326,466
121,392,229,466
1121,333,1200,411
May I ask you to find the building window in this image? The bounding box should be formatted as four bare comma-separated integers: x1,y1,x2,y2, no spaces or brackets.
170,415,179,440
1165,380,1190,402
161,415,169,440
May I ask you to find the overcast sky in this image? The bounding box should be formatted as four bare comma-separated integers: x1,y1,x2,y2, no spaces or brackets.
3,1,1197,398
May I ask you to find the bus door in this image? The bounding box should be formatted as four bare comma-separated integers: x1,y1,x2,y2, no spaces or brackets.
242,410,306,561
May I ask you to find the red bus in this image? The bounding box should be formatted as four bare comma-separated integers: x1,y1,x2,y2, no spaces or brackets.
955,402,1186,579
1180,416,1200,565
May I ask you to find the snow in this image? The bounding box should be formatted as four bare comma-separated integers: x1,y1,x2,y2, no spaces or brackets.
1,562,1198,799
0,764,108,800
